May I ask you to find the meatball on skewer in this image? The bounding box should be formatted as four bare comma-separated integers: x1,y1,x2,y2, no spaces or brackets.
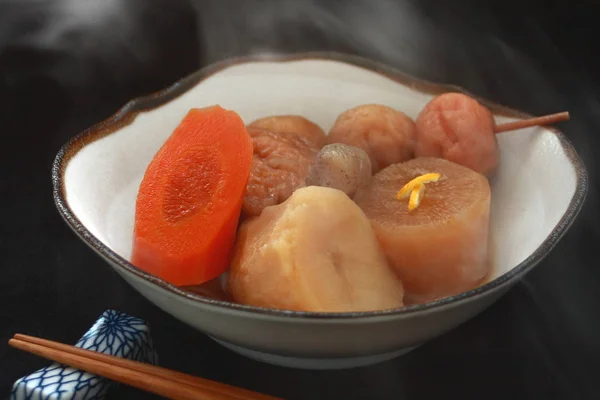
415,92,569,175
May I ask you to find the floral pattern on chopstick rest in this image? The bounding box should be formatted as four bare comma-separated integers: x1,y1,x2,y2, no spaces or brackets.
11,310,158,400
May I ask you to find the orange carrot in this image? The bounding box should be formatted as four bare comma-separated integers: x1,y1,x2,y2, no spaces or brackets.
131,106,253,286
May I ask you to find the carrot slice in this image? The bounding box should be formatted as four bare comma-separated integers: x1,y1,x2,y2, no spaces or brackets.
131,105,253,286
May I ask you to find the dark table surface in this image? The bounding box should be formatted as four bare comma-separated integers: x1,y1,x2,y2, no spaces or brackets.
1,0,599,399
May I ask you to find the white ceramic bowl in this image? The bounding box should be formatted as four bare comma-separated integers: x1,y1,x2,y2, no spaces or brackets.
53,52,587,370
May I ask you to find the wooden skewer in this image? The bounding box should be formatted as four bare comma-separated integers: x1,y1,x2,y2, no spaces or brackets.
9,334,282,400
494,111,570,133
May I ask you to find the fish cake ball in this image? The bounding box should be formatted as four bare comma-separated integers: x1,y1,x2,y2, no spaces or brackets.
249,115,327,150
327,104,417,173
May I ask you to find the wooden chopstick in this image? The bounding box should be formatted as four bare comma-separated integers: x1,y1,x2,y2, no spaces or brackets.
10,334,282,400
12,334,277,400
9,337,223,400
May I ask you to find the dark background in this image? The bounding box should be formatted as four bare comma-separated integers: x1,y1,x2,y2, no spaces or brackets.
1,0,599,399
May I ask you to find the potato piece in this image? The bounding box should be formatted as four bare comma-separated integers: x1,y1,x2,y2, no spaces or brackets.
327,104,417,173
229,186,405,312
306,144,372,198
414,93,499,176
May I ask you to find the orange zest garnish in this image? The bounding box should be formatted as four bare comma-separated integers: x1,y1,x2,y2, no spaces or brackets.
396,172,440,211
408,184,425,211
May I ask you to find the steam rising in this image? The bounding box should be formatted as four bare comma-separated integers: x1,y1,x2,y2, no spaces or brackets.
0,0,188,91
194,0,436,77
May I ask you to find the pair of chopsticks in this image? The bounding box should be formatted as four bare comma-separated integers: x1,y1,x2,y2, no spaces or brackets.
9,334,282,400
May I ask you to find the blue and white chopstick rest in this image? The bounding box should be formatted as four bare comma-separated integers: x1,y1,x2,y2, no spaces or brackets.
11,310,158,400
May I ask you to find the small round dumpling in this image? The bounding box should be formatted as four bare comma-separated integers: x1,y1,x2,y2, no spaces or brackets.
414,92,499,176
327,104,417,173
306,144,372,198
248,115,327,150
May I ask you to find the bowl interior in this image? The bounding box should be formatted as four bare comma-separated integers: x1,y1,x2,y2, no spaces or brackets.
61,57,579,298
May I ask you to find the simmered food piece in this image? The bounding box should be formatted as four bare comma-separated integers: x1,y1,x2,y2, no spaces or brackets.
248,115,327,150
355,157,491,304
243,127,316,217
414,93,498,176
182,278,232,302
306,144,372,198
327,104,417,173
132,106,253,286
229,186,405,312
